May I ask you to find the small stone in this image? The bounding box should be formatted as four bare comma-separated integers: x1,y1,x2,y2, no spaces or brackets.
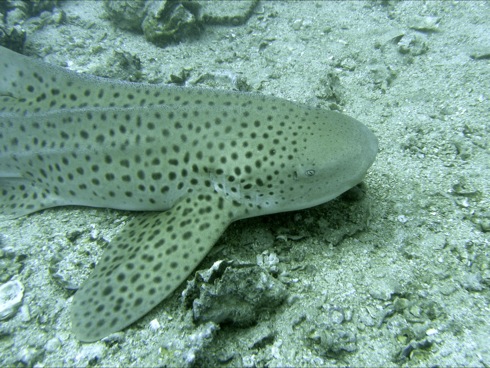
359,308,375,327
291,19,303,31
369,278,399,301
409,16,440,33
397,215,409,224
479,219,490,233
0,280,24,320
329,308,344,325
45,337,62,352
393,297,409,312
149,318,161,331
426,328,438,336
460,272,483,292
198,0,259,25
17,347,43,367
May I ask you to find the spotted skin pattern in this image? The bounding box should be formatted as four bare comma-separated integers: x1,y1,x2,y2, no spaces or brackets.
0,46,378,341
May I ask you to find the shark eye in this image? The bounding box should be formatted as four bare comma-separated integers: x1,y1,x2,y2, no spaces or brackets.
305,169,316,177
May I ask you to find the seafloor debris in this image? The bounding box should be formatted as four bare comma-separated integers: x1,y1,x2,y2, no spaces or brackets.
183,260,287,325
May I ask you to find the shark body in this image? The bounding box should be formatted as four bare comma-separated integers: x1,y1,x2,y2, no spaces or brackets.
0,46,378,341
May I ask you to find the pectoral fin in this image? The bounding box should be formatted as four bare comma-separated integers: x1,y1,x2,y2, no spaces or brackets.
71,193,238,342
